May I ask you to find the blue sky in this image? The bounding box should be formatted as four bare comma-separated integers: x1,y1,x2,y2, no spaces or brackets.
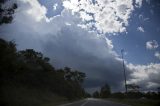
0,0,160,92
108,0,160,65
38,0,160,65
39,0,64,17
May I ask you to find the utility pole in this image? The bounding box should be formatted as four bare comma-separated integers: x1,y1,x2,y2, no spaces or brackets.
121,49,127,93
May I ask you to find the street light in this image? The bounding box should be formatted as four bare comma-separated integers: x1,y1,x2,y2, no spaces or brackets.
121,49,127,93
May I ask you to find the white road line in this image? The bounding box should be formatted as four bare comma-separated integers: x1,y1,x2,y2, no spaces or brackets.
80,101,88,106
100,99,131,106
59,99,87,106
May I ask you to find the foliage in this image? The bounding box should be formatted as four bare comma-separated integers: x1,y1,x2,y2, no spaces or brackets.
0,0,17,24
0,38,87,105
93,91,100,98
100,83,111,98
93,83,160,100
108,98,160,106
110,91,160,100
110,92,126,99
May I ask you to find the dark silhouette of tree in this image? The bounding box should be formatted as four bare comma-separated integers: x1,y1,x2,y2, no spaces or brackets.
0,38,87,105
0,0,17,24
110,92,125,99
93,91,100,98
157,87,160,99
84,92,91,98
158,87,160,93
62,67,86,99
0,38,17,76
100,83,111,98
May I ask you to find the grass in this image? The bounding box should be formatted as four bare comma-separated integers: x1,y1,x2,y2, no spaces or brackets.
108,98,160,106
0,85,68,106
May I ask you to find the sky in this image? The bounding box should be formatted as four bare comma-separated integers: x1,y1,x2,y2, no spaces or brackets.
0,0,160,93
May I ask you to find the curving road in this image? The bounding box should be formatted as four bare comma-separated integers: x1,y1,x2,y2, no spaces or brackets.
59,98,129,106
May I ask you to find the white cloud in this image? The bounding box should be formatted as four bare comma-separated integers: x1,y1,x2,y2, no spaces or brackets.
63,0,134,34
139,14,143,20
137,26,145,32
19,0,48,22
144,18,149,21
127,63,160,90
155,51,160,60
139,14,149,21
105,37,114,49
79,11,93,21
146,40,159,50
53,3,58,10
135,0,143,8
65,22,71,26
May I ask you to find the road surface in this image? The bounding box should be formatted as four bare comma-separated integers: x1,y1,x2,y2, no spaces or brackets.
59,98,129,106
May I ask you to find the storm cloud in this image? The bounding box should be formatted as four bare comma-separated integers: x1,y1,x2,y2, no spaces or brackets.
0,0,159,92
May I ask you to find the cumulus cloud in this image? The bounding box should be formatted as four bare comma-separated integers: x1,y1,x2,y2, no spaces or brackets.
155,51,160,60
146,40,159,50
135,0,143,8
137,26,145,32
139,14,149,21
62,0,134,33
53,3,58,10
20,0,48,22
127,63,160,90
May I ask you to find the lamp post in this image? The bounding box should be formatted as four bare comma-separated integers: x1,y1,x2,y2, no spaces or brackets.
121,49,127,93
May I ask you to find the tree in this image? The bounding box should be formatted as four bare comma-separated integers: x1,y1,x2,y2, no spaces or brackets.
100,83,111,98
157,87,160,93
0,38,17,74
93,91,100,98
0,38,87,106
111,92,125,99
0,0,17,24
84,92,91,98
64,67,86,84
63,67,86,99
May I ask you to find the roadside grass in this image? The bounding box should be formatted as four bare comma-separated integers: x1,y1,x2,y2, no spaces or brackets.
0,85,68,106
108,98,160,106
39,97,68,106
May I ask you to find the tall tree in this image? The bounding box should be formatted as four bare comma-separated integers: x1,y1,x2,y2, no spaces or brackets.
93,91,100,98
100,83,111,98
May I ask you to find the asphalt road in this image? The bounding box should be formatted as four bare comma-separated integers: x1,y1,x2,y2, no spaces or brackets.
59,98,129,106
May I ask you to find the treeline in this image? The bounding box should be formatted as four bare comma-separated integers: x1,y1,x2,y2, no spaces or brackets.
111,91,160,99
92,84,111,98
0,38,87,103
92,83,160,100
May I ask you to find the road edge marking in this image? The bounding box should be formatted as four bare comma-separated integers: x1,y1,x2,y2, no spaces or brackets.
80,101,88,106
59,99,87,106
